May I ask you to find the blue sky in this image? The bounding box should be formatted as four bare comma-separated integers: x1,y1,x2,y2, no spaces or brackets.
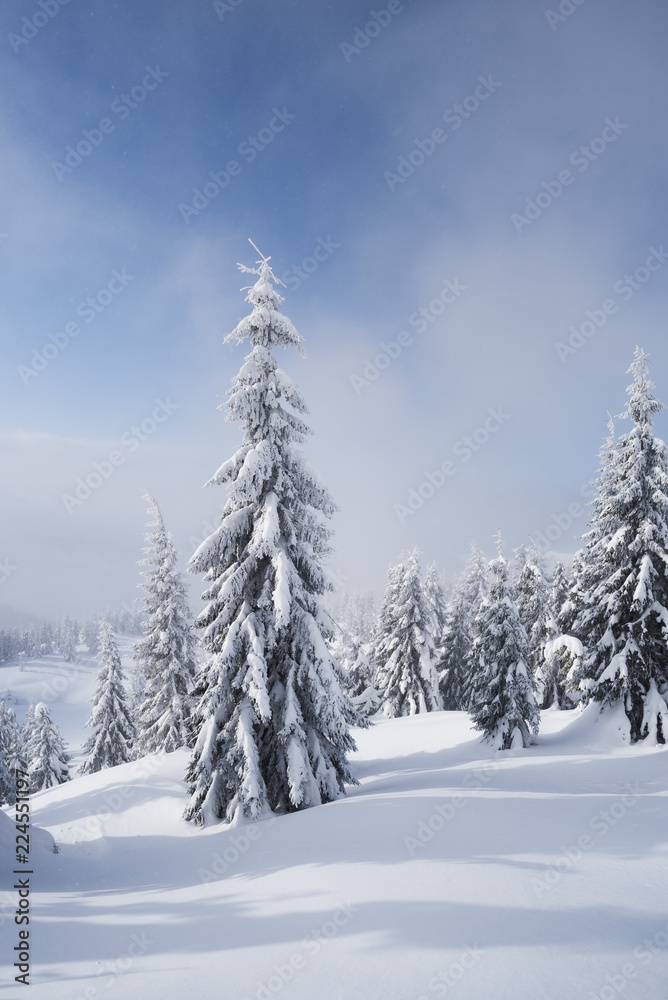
1,0,668,620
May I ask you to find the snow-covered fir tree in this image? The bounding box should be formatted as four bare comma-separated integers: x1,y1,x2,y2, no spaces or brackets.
330,588,379,708
569,349,668,741
39,621,54,655
59,616,78,663
374,550,442,716
346,644,380,717
133,493,199,756
0,701,19,805
469,536,540,749
27,703,70,791
537,626,566,711
2,701,21,764
330,621,378,716
82,617,101,656
513,544,552,673
0,746,12,806
456,542,490,707
424,563,448,648
565,418,621,648
550,561,569,619
460,543,489,617
22,625,41,658
439,596,471,709
556,550,585,645
329,608,359,674
334,589,376,645
534,560,574,710
543,552,588,709
184,246,361,826
80,623,135,773
355,591,376,644
372,562,403,676
20,703,37,762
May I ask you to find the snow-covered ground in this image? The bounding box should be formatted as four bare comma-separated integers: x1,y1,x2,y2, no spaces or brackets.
2,646,668,999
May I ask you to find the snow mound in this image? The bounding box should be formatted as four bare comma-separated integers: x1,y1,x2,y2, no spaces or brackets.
551,699,632,749
0,805,57,872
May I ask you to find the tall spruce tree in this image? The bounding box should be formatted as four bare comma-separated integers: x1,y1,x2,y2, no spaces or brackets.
184,246,361,826
81,623,135,773
469,537,540,749
374,550,442,716
134,493,198,755
569,349,668,741
27,703,70,791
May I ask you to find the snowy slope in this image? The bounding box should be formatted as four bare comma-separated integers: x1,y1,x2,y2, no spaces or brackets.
2,689,668,999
